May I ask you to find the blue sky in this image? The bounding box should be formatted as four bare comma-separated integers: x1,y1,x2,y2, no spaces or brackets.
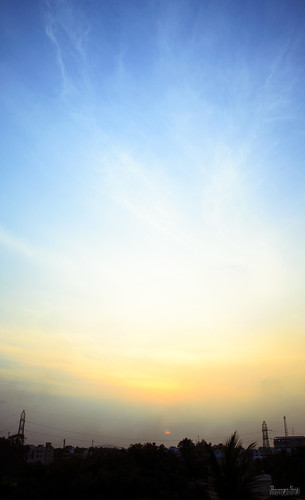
1,0,305,447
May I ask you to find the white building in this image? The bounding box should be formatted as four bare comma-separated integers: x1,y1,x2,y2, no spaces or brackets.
28,442,55,464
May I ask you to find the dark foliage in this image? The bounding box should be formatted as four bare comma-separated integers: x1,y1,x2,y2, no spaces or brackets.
1,435,304,499
0,439,209,499
204,432,260,500
262,447,305,496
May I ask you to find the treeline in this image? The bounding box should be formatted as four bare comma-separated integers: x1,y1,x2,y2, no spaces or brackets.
0,434,304,499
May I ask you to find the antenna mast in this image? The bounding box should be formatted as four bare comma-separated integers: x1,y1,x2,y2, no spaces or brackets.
262,420,270,449
283,416,288,437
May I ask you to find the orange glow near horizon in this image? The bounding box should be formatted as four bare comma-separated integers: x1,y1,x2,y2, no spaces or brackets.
1,323,305,410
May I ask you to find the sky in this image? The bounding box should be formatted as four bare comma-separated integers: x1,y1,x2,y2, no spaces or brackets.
1,0,305,448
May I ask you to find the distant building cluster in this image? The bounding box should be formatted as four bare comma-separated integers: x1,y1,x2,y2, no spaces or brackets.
28,442,55,464
24,434,305,467
274,435,305,450
26,442,91,464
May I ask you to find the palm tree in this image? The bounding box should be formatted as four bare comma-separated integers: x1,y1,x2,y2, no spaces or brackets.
205,431,259,500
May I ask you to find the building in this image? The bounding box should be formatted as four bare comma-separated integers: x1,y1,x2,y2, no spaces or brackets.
274,435,305,450
28,442,55,464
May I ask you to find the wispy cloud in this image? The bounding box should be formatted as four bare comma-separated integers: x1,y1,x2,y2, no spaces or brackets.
0,225,33,258
0,224,76,283
44,0,90,100
45,16,70,97
99,151,193,248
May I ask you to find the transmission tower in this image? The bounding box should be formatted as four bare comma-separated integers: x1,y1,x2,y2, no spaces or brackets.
17,410,26,445
283,416,288,437
262,420,270,449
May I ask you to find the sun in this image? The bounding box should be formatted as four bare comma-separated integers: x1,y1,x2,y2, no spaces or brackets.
165,430,171,435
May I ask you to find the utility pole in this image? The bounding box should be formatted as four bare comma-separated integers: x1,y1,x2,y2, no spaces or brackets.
262,420,270,449
283,416,288,437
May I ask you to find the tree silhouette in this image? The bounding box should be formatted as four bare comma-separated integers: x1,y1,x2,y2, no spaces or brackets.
205,431,259,500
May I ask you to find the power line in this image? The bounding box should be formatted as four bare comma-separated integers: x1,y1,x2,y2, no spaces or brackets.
26,429,96,444
27,420,98,436
26,420,178,443
0,422,19,434
25,419,262,447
